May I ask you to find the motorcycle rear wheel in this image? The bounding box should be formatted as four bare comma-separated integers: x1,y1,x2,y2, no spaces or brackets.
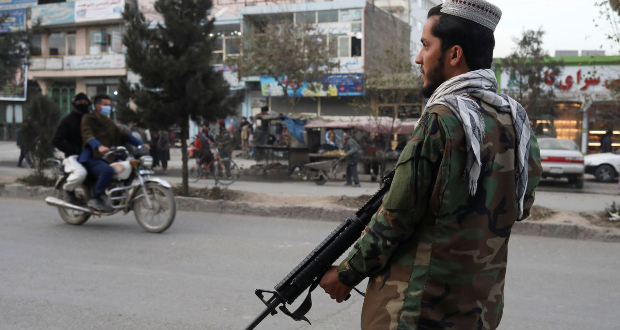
54,183,91,226
133,183,176,233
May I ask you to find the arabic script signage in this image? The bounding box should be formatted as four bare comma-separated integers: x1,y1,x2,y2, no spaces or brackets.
63,54,126,70
0,9,26,32
75,0,124,22
32,2,75,26
502,65,620,95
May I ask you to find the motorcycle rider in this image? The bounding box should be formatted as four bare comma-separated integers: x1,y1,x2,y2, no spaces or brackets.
52,93,90,205
79,94,145,212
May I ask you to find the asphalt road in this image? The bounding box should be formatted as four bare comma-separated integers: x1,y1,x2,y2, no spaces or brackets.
0,198,619,330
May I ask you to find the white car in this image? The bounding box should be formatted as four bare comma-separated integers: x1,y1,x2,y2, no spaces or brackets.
584,150,620,182
538,138,585,188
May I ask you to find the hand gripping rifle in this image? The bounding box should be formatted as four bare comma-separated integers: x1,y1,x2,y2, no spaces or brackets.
245,169,395,330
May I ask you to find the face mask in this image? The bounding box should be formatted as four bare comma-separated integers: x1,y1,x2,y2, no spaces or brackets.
75,104,89,113
100,105,111,117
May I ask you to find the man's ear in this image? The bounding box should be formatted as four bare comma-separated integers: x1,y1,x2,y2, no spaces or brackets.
449,45,465,67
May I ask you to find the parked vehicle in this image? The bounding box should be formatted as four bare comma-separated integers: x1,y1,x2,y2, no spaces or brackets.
538,138,585,188
584,150,620,182
45,146,176,233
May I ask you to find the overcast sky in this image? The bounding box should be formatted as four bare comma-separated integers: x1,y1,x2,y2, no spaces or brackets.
491,0,617,57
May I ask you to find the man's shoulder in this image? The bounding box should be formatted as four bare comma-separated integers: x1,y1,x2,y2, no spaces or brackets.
421,105,463,134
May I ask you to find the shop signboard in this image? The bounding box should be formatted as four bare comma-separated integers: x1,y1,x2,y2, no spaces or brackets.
0,65,27,101
260,73,364,97
501,65,620,96
0,0,36,9
0,8,26,32
213,64,244,89
64,54,126,70
31,2,75,26
75,0,124,22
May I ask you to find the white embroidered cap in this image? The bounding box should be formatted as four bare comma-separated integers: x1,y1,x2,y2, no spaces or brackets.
441,0,502,32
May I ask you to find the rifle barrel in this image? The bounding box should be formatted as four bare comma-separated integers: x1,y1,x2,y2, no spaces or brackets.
244,297,281,330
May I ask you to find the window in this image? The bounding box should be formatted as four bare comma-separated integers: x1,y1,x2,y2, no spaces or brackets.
351,23,362,33
226,38,241,55
31,35,42,56
328,34,339,57
213,24,242,62
318,10,338,23
416,20,423,31
296,11,316,25
417,0,422,8
351,37,362,57
338,35,350,57
340,9,362,22
66,32,76,55
88,26,123,55
49,33,66,56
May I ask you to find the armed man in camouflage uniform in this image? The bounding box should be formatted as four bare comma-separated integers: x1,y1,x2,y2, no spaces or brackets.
320,1,543,329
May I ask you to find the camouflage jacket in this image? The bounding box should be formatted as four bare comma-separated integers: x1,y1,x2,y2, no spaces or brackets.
337,102,542,330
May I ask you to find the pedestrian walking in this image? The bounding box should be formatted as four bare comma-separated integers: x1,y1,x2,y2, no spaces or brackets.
157,129,171,174
150,130,159,169
16,127,32,168
319,2,543,329
601,129,613,153
341,133,361,187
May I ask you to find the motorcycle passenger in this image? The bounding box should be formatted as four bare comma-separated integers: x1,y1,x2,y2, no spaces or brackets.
214,119,233,179
79,94,145,212
52,93,90,206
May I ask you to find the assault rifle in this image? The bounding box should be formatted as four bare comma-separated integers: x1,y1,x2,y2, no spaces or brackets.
245,169,395,330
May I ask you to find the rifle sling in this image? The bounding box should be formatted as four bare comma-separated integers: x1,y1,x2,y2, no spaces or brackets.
279,278,321,325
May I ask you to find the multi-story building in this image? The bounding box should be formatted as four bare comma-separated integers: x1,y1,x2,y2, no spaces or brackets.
0,0,127,140
216,0,411,119
28,0,126,114
373,0,441,63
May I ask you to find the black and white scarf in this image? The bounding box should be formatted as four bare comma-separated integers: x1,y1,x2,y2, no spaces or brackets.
424,69,531,216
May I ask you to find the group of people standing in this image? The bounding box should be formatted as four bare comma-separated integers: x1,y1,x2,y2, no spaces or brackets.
127,124,172,174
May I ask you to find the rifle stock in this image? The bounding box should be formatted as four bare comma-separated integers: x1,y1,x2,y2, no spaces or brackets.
245,169,395,330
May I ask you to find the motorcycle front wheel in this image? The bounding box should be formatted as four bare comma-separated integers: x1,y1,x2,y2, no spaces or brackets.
54,183,91,226
133,183,176,233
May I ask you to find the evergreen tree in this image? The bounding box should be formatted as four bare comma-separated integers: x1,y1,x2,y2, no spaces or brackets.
120,0,242,196
501,29,564,122
21,95,61,180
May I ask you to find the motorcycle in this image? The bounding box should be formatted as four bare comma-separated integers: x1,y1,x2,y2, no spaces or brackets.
45,146,176,233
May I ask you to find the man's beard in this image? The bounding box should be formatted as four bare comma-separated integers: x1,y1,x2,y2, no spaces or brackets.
422,52,446,98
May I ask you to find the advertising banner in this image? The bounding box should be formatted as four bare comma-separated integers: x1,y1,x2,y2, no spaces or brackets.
261,73,364,97
213,64,244,89
0,0,36,9
75,0,124,22
501,65,620,97
31,2,75,26
0,65,27,101
64,54,126,70
0,8,26,32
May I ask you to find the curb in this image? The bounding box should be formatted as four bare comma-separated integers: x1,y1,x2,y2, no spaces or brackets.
2,183,620,243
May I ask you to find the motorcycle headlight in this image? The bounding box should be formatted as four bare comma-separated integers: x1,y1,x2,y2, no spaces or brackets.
140,156,153,168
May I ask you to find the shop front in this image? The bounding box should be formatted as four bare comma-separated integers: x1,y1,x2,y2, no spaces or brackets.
498,55,620,154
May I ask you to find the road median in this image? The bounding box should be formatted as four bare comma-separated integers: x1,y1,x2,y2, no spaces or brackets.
2,182,619,243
